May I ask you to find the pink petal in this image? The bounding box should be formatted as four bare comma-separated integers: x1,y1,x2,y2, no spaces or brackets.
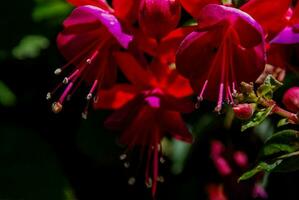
271,26,299,44
60,6,133,49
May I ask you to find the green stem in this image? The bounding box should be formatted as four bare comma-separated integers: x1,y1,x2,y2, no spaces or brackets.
276,151,299,160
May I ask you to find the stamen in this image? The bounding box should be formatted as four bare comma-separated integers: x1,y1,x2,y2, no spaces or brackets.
86,50,99,64
59,82,74,104
198,80,209,102
215,83,224,113
86,80,98,100
227,86,234,104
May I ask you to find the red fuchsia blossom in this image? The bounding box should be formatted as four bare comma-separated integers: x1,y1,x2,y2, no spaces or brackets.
48,0,133,116
138,0,181,39
233,103,255,120
94,49,193,196
176,4,265,112
282,87,299,113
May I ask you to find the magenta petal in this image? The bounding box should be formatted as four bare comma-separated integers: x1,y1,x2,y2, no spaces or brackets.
63,6,133,48
145,96,161,108
271,26,299,44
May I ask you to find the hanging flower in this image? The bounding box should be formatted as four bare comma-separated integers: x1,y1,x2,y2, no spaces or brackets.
47,1,133,117
94,36,194,194
176,4,265,112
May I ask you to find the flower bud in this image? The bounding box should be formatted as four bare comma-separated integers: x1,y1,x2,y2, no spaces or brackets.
282,87,299,113
138,0,181,39
233,103,255,120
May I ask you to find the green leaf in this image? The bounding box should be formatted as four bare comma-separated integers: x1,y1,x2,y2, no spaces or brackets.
277,118,290,127
32,1,72,22
0,81,16,106
12,35,49,59
238,160,282,181
259,129,299,160
241,105,274,132
257,75,283,99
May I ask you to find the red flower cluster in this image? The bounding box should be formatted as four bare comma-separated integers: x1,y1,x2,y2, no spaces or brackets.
48,0,299,196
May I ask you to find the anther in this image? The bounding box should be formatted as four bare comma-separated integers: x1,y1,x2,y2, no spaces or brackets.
81,111,88,120
120,154,127,161
63,77,69,84
124,162,130,168
86,59,92,64
86,93,92,100
146,178,152,188
157,176,165,183
159,157,165,164
46,92,51,100
54,68,62,75
52,102,63,114
128,177,136,185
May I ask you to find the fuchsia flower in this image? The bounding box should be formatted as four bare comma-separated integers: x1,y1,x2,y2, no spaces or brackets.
91,28,194,195
48,0,133,116
139,0,181,39
176,4,265,112
94,50,193,196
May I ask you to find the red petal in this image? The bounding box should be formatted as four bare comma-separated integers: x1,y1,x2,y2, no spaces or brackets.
159,111,193,143
241,0,291,39
104,94,145,131
112,0,142,24
113,52,156,86
179,0,221,18
156,26,196,69
94,84,138,109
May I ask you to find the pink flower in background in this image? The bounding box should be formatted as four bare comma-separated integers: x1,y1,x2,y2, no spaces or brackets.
176,4,265,112
48,1,133,116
